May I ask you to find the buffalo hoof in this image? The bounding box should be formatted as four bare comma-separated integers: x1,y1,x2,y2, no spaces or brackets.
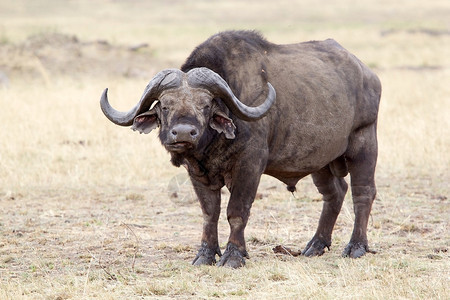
192,242,221,266
217,243,248,268
302,237,330,257
342,242,371,258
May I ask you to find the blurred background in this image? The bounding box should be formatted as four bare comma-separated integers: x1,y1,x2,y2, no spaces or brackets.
1,0,448,191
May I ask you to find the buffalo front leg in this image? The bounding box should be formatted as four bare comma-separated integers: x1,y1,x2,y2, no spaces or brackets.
217,159,265,268
302,166,348,256
191,178,222,266
343,124,378,258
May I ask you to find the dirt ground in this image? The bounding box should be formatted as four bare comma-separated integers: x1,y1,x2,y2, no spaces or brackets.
0,32,163,84
1,168,448,298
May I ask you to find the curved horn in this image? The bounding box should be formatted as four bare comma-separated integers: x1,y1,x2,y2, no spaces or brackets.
186,67,276,121
100,69,184,126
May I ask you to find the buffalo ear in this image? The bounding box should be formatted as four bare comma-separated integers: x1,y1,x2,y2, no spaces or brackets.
131,110,159,134
209,111,236,139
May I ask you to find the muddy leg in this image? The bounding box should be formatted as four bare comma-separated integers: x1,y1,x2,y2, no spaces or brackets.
302,166,348,256
191,178,222,266
217,158,265,268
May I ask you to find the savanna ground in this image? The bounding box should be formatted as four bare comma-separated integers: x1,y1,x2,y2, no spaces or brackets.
0,0,449,299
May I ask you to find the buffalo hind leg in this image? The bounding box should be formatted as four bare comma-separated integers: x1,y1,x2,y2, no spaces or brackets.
302,166,348,256
191,178,222,266
343,124,377,258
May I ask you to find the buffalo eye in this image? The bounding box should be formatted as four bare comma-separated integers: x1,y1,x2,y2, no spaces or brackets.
161,107,170,116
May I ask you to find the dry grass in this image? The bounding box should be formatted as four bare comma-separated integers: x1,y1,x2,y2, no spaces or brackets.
0,0,449,299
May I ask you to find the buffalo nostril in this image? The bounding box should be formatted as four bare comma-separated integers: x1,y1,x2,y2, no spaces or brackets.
170,124,198,141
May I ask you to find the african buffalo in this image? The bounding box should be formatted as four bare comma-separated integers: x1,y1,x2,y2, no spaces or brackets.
100,30,381,268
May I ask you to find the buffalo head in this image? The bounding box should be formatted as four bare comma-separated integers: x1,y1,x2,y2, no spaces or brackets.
100,67,275,153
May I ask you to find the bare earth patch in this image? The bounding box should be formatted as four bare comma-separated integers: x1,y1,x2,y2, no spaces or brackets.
0,174,448,298
0,32,162,84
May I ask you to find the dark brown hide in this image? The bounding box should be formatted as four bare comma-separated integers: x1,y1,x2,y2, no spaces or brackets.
100,31,381,268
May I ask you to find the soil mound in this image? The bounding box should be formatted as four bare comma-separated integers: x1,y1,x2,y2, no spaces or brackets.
0,33,159,83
